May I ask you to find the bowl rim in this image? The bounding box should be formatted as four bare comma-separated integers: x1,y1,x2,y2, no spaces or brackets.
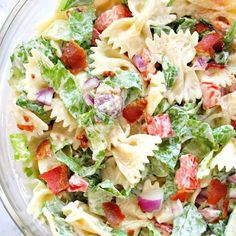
0,0,29,235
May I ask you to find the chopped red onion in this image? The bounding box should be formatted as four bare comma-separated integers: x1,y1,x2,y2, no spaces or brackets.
83,77,100,92
199,208,221,223
138,188,163,212
84,94,94,106
133,55,147,72
36,87,54,106
228,173,236,184
193,56,208,71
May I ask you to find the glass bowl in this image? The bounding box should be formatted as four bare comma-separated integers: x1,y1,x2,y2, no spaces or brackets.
0,0,58,235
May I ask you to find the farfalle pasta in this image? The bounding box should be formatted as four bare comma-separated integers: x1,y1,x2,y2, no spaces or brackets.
7,0,236,235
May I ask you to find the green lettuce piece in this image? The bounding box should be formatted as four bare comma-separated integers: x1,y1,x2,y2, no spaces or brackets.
88,180,130,215
104,70,143,104
149,158,169,177
16,93,46,115
162,57,178,88
58,0,94,11
214,51,229,65
208,220,226,236
69,7,96,48
167,0,175,6
163,174,177,200
223,21,236,48
172,204,207,236
197,151,214,179
40,61,88,121
153,98,171,115
56,150,105,177
213,125,235,147
44,198,77,236
152,25,172,36
146,223,162,236
112,229,128,236
169,17,198,32
154,138,181,170
9,37,57,91
10,134,31,161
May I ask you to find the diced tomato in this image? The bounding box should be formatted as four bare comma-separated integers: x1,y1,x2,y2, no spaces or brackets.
61,41,87,75
17,124,34,132
206,61,225,70
146,114,173,139
94,4,132,33
207,179,227,205
76,133,88,149
222,198,229,218
67,174,89,193
195,23,211,34
91,28,101,46
154,221,173,235
127,230,135,236
103,202,125,226
36,139,51,160
39,165,69,194
122,98,147,123
171,190,192,202
175,154,201,190
201,82,221,110
195,32,223,56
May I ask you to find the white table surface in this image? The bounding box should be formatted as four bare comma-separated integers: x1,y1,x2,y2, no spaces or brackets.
0,1,24,235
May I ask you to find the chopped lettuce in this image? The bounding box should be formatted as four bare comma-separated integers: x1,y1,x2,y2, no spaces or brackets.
197,151,214,179
213,125,235,147
162,57,178,88
167,0,175,6
88,180,129,215
172,204,207,236
225,206,236,236
16,93,46,116
146,223,162,236
169,17,198,32
10,134,31,161
154,138,181,170
214,51,229,65
154,98,171,115
56,150,105,177
152,25,172,36
69,7,96,48
223,21,236,49
58,0,94,11
104,70,143,104
149,157,169,177
208,220,226,236
163,174,178,200
112,229,128,236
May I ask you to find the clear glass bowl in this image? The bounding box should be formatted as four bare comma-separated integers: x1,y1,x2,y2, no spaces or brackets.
0,0,58,235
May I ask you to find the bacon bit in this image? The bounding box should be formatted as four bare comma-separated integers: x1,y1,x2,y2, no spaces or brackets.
213,40,224,52
17,124,34,132
175,154,201,190
76,133,89,149
212,16,230,35
91,28,101,46
122,98,147,123
36,139,51,160
39,165,69,194
95,4,132,33
127,230,135,236
231,120,236,130
207,179,227,205
222,198,229,218
31,74,36,80
141,48,156,77
195,32,223,57
61,41,87,75
195,23,211,34
23,115,30,122
146,114,173,139
171,190,193,202
102,71,116,77
201,82,221,110
103,202,125,227
206,61,225,70
67,174,89,193
154,221,173,235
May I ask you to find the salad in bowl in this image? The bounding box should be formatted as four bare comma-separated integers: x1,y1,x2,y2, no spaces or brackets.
7,0,236,235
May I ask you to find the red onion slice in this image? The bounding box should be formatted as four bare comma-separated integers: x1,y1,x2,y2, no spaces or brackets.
83,77,100,92
36,87,54,106
133,55,147,72
138,188,163,212
83,94,95,106
193,56,208,71
228,173,236,184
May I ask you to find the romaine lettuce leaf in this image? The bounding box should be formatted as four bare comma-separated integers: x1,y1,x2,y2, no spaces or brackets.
223,21,236,49
163,174,178,200
146,223,162,236
172,204,207,236
10,134,31,161
197,151,214,179
58,0,94,11
154,138,181,170
56,150,105,177
149,157,169,177
112,229,128,236
169,17,198,32
213,125,235,147
69,7,96,48
162,56,178,88
208,220,226,236
152,25,172,36
214,51,229,65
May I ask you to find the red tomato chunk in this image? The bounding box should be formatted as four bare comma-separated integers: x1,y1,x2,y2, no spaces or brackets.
67,174,89,193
